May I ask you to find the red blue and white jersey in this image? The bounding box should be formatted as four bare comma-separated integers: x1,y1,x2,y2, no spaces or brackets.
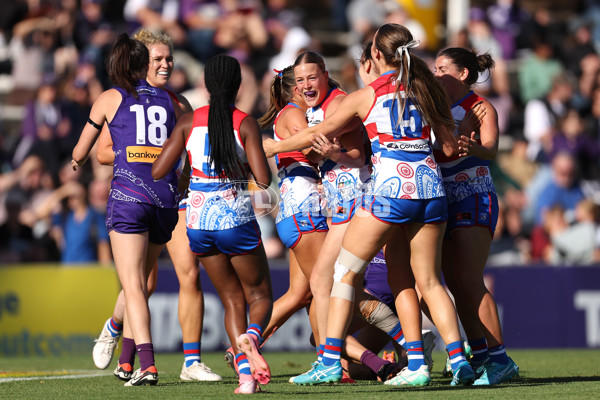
109,80,179,208
185,105,254,230
363,72,444,200
306,87,371,210
274,103,321,223
433,91,495,204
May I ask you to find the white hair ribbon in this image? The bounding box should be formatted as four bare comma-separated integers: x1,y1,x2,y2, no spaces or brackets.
395,40,420,87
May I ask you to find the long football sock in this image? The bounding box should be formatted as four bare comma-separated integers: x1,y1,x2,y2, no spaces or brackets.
406,340,425,371
183,342,201,367
468,337,489,368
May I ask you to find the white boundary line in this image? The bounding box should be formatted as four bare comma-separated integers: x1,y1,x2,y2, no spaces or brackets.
0,371,111,383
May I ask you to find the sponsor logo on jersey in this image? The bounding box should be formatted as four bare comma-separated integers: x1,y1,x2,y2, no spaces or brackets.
126,146,162,162
384,141,429,151
136,86,157,95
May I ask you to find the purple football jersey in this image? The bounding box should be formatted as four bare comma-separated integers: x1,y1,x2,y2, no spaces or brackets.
108,80,178,208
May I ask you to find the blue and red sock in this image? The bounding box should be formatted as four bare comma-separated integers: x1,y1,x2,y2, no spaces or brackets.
322,338,343,366
446,341,467,372
468,337,489,368
406,340,425,371
387,323,406,349
317,344,324,363
107,317,123,338
235,353,252,376
183,342,201,367
489,344,509,365
246,324,263,345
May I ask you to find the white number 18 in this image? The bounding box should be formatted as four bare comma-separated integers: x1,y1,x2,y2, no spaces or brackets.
130,104,168,146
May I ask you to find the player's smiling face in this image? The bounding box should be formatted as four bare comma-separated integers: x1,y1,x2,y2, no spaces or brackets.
434,55,465,94
294,62,329,108
147,43,173,89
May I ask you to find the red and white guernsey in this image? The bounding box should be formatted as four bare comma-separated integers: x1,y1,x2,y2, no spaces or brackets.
185,105,255,230
273,103,321,223
363,72,445,200
433,90,495,204
306,87,371,210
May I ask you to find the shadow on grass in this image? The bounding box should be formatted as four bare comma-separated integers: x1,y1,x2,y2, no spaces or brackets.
258,375,600,394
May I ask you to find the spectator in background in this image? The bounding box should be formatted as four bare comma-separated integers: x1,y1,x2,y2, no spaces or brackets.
7,16,58,105
72,0,110,53
533,152,585,226
530,204,565,264
0,155,58,262
73,0,117,89
548,198,600,265
0,190,49,263
179,0,221,63
384,4,427,50
267,9,311,73
562,18,597,79
523,74,573,163
468,8,503,61
166,64,192,94
518,35,564,104
13,75,72,179
515,8,563,55
34,180,111,264
463,8,514,136
486,0,529,60
548,108,600,180
213,0,268,65
123,0,186,47
496,135,538,189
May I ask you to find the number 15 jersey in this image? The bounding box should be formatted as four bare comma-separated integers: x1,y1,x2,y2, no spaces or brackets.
363,73,445,200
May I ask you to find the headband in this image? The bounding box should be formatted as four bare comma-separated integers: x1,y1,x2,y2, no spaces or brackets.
395,40,420,87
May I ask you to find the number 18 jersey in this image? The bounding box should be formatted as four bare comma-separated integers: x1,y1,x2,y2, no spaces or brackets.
109,80,178,208
363,73,445,200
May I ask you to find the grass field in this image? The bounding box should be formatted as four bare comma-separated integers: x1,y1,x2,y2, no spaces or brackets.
1,349,599,399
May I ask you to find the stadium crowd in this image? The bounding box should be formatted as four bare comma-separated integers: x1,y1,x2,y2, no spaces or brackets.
1,0,600,268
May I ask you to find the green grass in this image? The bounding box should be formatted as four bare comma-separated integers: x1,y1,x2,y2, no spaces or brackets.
1,350,599,399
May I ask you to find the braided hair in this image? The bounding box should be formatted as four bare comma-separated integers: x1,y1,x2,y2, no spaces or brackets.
204,54,245,182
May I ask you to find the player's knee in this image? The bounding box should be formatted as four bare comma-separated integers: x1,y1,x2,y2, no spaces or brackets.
332,246,369,284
